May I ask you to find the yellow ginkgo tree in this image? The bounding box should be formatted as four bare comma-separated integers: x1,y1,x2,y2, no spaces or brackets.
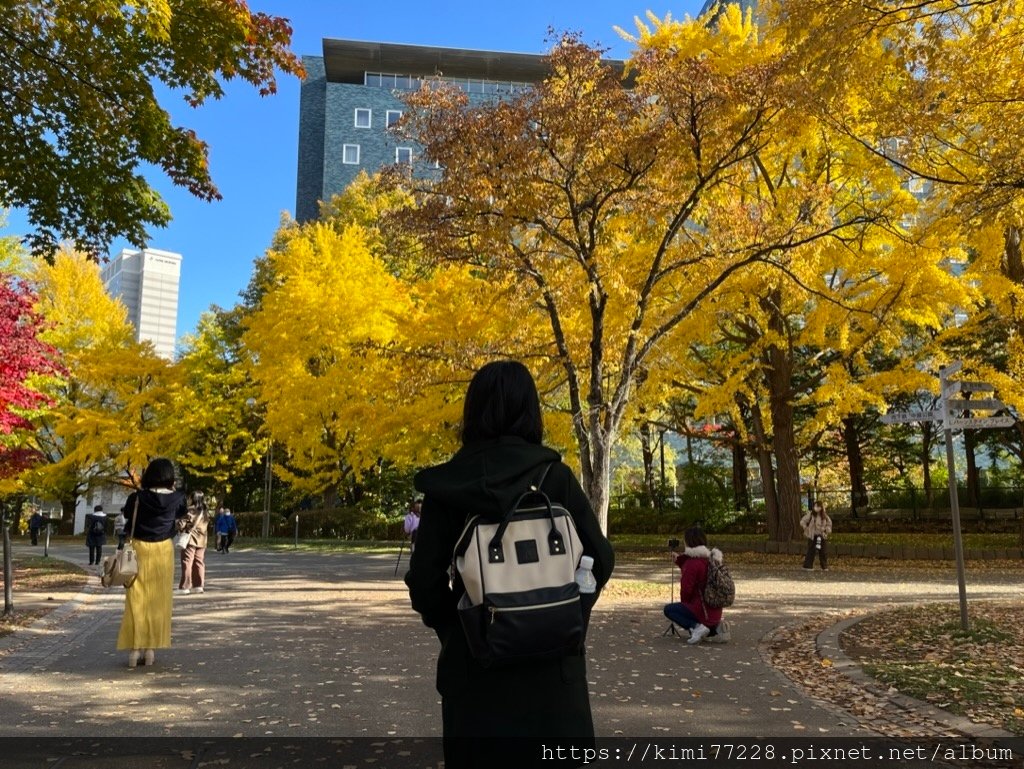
20,251,183,518
175,307,263,497
775,0,1024,415
243,221,413,501
388,13,939,534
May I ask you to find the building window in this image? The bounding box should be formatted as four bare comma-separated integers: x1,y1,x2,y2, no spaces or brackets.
343,144,360,165
386,110,403,128
907,177,927,194
396,147,413,165
354,108,371,128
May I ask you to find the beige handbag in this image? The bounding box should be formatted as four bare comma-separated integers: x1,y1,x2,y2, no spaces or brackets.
101,496,140,588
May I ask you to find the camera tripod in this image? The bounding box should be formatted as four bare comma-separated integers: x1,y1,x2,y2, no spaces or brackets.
662,552,682,637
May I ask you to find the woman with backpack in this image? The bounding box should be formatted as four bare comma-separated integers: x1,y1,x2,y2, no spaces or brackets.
405,360,615,769
84,504,107,566
664,525,731,644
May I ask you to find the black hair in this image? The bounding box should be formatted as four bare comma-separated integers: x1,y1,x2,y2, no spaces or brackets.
141,458,176,490
460,360,543,445
683,525,707,549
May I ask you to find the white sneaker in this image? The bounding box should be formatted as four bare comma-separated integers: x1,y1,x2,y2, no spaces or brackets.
707,620,731,643
178,588,190,595
688,623,710,645
194,587,204,593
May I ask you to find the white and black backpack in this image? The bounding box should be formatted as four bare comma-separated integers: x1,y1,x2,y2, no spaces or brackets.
453,464,585,667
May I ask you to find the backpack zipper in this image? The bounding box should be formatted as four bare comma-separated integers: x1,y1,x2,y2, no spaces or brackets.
489,595,579,624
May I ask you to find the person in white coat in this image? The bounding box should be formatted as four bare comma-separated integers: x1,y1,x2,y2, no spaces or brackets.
800,500,833,571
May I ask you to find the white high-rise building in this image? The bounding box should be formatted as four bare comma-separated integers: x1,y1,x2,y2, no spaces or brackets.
100,247,182,360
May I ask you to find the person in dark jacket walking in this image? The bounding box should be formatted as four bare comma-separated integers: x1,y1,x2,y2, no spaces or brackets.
405,360,615,769
117,458,188,668
29,510,43,546
84,505,107,565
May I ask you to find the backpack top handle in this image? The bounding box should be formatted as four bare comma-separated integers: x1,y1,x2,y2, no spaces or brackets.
487,463,564,564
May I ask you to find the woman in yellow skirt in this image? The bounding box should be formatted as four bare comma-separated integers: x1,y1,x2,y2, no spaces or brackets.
117,458,188,668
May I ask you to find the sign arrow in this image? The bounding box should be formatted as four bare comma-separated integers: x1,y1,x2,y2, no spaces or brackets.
946,416,1016,430
881,410,943,424
942,380,993,395
940,361,963,378
945,398,1006,412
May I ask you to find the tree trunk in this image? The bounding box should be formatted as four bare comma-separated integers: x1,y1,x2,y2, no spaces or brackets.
731,440,750,511
748,402,780,539
769,398,803,542
640,422,656,509
3,502,13,616
841,417,869,517
582,438,613,534
762,292,802,542
61,497,77,531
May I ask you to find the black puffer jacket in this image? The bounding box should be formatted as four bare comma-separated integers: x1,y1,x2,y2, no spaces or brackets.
122,489,188,543
405,436,614,768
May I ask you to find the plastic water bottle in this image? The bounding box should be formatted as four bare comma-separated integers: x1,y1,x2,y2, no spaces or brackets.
575,555,597,594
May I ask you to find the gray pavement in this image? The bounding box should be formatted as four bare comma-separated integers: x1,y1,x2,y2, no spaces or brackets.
0,543,1021,747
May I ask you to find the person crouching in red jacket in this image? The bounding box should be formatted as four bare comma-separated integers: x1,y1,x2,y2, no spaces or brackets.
663,525,730,644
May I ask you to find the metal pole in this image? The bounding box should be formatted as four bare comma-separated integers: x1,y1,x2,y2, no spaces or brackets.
943,427,970,631
294,514,299,549
940,362,970,631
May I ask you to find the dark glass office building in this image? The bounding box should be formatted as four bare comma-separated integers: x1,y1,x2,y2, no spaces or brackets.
295,39,556,222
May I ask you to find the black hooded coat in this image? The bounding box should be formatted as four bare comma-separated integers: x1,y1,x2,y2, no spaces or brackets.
405,436,614,768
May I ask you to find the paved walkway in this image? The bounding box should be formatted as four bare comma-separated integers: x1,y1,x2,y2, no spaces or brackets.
0,543,1021,764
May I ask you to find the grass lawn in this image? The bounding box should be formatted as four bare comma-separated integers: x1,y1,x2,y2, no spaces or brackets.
845,602,1024,736
610,531,1024,552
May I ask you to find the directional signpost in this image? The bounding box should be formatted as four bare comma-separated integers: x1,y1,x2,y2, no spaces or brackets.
882,360,1017,630
880,410,942,424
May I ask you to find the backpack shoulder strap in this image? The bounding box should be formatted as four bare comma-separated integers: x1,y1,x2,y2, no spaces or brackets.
532,461,556,491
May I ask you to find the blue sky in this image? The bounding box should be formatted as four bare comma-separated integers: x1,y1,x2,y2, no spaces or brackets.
5,1,704,343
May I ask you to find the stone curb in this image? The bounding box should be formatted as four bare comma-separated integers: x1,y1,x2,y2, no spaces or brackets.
815,612,1018,740
737,541,1024,561
755,623,875,733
